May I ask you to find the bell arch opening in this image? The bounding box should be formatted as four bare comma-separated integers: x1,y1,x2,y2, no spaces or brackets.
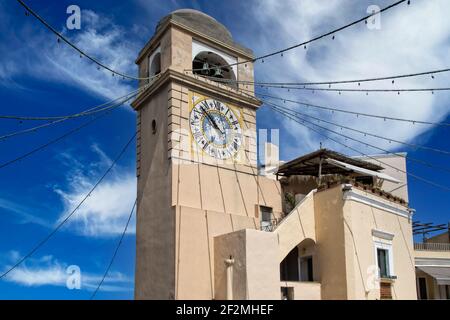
192,51,237,88
149,48,161,77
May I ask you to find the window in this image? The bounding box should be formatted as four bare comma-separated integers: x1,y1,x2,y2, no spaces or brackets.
373,235,394,280
152,119,157,134
260,206,273,231
377,248,390,278
148,47,161,78
300,256,314,282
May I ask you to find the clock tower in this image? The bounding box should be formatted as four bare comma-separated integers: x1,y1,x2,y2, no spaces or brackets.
132,9,265,299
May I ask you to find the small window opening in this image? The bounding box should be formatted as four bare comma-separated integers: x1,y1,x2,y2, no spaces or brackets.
152,120,157,134
149,52,161,77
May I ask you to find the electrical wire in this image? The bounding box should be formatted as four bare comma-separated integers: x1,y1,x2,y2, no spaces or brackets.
0,87,146,141
198,67,450,87
264,99,450,178
250,85,450,94
0,132,137,280
252,90,450,127
268,102,450,156
16,0,155,81
0,102,127,170
268,104,450,192
185,0,409,73
0,83,154,121
90,198,136,300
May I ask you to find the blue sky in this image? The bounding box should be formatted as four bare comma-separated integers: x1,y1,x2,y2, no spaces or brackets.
0,0,449,299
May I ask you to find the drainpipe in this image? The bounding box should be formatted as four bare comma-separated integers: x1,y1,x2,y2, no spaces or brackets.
225,256,235,300
318,157,323,186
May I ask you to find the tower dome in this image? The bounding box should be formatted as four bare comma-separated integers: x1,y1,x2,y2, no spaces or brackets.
155,9,251,54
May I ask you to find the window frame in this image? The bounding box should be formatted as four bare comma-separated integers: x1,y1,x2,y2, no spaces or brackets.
373,240,395,279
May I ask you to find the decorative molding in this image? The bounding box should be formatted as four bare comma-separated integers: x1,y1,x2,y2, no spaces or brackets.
415,258,450,267
343,189,412,219
372,229,395,241
131,68,262,111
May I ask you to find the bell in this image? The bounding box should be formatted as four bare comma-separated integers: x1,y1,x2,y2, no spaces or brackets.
213,68,223,78
201,62,209,75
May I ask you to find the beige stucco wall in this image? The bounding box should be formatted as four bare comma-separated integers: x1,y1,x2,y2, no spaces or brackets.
281,281,321,300
341,188,416,300
275,190,316,262
313,186,348,299
214,229,280,300
134,83,175,299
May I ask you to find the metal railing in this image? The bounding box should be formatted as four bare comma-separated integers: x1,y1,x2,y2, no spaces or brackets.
414,242,450,251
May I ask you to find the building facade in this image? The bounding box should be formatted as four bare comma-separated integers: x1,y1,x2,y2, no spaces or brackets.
132,9,421,300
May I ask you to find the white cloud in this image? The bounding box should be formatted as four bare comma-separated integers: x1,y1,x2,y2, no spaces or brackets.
249,0,450,159
54,144,136,237
1,7,137,100
3,253,132,292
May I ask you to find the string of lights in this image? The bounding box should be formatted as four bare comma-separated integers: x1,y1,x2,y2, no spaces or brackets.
0,132,137,280
251,85,450,94
16,0,156,81
198,66,450,87
0,84,152,121
269,102,450,156
263,99,450,176
0,90,142,141
268,104,450,192
251,90,450,127
90,198,137,300
185,0,409,73
0,107,120,170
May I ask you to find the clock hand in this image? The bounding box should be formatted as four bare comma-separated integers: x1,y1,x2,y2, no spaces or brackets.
200,106,224,134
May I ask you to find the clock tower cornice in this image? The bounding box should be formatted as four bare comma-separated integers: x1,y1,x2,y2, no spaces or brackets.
131,68,262,111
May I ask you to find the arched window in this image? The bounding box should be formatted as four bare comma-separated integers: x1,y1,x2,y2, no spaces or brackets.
192,51,237,88
149,48,161,77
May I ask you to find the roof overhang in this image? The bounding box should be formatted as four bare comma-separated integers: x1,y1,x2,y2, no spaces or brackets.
326,158,400,183
416,266,450,285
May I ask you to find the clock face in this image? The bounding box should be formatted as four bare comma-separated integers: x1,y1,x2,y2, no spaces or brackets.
190,98,243,160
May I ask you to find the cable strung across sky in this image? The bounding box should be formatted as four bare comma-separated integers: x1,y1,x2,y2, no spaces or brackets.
0,83,151,142
251,90,450,127
263,99,450,176
185,0,410,73
200,66,450,87
16,0,157,81
0,83,154,121
0,105,125,170
90,199,137,300
0,132,137,280
268,104,450,193
266,100,450,156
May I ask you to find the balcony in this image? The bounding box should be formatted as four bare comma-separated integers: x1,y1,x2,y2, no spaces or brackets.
414,242,450,251
280,281,321,300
